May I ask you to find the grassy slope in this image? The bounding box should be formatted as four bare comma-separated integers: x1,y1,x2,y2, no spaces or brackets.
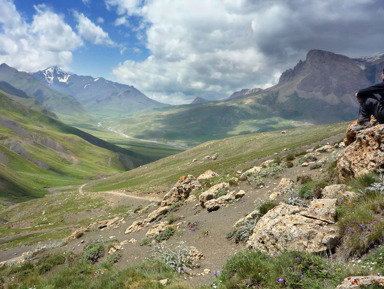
101,93,317,148
85,122,347,193
0,93,149,203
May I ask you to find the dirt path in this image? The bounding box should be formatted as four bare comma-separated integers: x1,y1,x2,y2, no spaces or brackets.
78,183,162,203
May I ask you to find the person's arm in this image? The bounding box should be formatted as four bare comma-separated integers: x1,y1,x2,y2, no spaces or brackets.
357,82,384,97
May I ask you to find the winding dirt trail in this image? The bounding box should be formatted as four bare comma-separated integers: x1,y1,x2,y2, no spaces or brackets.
78,183,163,203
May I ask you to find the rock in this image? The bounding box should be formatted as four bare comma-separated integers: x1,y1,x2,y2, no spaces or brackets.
234,209,260,228
146,222,166,238
321,184,357,200
344,119,358,146
159,279,168,286
235,190,245,199
245,166,263,175
66,227,86,242
337,124,384,179
336,276,384,288
212,153,218,160
199,182,229,205
204,199,221,212
261,160,274,167
125,220,145,234
128,238,137,243
145,206,170,223
185,194,197,203
197,169,219,180
315,144,334,153
161,175,201,206
247,201,340,255
269,178,294,201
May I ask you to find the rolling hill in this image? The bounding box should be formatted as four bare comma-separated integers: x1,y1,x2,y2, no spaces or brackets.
0,91,158,203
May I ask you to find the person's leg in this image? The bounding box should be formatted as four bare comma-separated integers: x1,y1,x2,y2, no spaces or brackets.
351,97,375,131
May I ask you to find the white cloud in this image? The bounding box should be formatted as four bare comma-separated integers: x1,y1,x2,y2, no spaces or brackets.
0,1,83,71
75,12,115,46
107,0,384,104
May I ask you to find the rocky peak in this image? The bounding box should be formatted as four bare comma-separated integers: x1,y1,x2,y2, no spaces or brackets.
39,66,71,85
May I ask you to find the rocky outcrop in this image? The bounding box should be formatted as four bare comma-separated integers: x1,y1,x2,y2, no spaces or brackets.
197,170,219,180
269,178,294,201
338,124,384,179
321,184,357,200
247,199,340,254
336,276,384,288
199,183,229,205
204,190,245,212
161,175,201,207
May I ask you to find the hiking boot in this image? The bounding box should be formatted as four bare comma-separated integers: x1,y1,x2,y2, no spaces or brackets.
350,121,372,131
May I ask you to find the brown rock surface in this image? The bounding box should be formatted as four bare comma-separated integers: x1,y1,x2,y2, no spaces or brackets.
338,124,384,179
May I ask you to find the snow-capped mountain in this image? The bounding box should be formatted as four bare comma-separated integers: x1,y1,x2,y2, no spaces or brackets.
41,66,71,84
33,67,165,117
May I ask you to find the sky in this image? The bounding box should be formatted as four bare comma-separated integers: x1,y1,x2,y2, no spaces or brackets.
1,0,384,104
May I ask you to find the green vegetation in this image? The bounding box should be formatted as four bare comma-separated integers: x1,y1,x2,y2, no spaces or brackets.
85,122,347,193
215,250,368,288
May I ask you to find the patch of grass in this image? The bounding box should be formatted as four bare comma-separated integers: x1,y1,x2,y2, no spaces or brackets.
155,226,176,243
259,201,278,216
337,191,384,257
215,250,369,289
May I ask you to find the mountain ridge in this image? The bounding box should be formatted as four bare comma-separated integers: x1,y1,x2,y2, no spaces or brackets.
33,66,166,117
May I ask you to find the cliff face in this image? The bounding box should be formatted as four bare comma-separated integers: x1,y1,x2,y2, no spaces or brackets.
274,49,373,106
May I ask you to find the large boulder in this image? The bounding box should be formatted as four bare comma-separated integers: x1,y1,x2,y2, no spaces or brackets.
161,175,201,207
247,199,340,255
338,124,384,179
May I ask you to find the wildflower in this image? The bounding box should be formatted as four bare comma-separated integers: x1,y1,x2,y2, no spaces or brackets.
353,220,356,224
214,271,221,278
295,257,299,261
373,221,377,225
360,222,364,227
367,227,371,231
324,282,330,286
277,278,284,283
358,228,362,232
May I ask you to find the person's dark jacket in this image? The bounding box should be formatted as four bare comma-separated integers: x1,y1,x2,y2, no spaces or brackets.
357,81,384,98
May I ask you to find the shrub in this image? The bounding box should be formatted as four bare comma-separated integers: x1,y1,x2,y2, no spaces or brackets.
235,218,259,243
155,227,176,243
259,201,278,216
286,153,295,161
152,244,193,274
37,253,66,274
83,242,105,264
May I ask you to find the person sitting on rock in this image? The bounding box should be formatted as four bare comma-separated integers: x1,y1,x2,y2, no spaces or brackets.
352,68,384,131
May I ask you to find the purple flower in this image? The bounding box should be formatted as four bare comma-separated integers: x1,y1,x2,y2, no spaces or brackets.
295,257,299,261
373,221,377,225
277,278,284,283
352,220,356,224
360,222,364,227
325,282,330,286
367,227,371,231
214,271,221,278
358,228,362,232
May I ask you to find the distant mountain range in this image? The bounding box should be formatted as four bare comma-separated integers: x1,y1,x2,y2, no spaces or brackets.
0,64,84,115
106,49,384,146
33,66,165,117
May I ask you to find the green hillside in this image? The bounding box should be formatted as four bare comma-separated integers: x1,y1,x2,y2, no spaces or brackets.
101,93,314,147
84,121,347,193
0,92,156,203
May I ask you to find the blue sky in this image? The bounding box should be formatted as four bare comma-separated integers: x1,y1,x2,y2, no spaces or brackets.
1,0,384,104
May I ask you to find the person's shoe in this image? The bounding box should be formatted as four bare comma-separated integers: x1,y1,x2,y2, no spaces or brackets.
350,121,372,131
